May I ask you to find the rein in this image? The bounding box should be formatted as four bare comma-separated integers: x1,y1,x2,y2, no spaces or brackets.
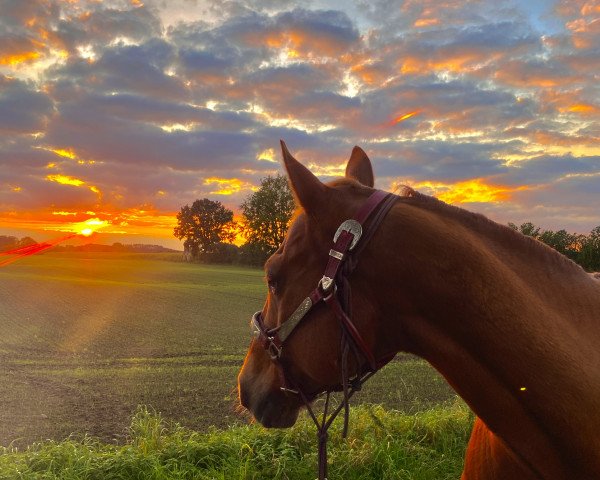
251,189,397,479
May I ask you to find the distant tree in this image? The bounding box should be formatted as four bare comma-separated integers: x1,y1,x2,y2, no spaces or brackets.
579,226,600,272
0,235,18,252
17,237,37,248
508,222,600,272
538,229,581,262
112,242,126,252
508,222,541,238
0,235,37,252
174,199,236,260
240,174,295,263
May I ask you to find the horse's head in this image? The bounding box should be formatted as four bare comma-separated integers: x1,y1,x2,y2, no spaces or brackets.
238,141,388,428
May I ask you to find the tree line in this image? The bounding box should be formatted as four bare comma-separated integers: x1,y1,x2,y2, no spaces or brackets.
508,222,600,272
175,178,600,271
0,235,37,252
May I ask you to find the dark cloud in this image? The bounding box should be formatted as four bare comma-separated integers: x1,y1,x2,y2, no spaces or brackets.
0,76,54,134
498,155,600,186
370,140,507,182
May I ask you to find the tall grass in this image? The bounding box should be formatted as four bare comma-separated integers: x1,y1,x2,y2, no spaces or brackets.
0,402,473,480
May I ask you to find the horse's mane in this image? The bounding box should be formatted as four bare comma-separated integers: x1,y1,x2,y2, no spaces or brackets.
395,185,585,277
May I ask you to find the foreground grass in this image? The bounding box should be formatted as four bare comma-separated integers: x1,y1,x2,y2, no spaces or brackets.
0,402,472,480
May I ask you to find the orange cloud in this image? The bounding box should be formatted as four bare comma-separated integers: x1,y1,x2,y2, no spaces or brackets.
395,179,527,204
391,110,422,125
47,174,85,187
350,62,389,86
437,179,525,204
46,174,102,196
399,52,488,75
50,148,77,159
562,103,599,115
243,26,353,59
203,177,256,195
414,18,440,27
494,63,566,88
0,51,41,66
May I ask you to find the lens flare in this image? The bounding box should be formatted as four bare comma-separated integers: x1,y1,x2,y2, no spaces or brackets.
0,234,75,267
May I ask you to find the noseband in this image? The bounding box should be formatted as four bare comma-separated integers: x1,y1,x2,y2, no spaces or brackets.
251,189,397,480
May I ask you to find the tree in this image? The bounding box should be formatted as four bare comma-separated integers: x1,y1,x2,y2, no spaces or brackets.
538,229,581,262
508,222,541,238
0,235,18,252
240,174,295,262
17,237,36,248
579,226,600,272
174,199,236,260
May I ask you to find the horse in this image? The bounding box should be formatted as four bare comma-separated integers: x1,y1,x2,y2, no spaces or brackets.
237,141,600,479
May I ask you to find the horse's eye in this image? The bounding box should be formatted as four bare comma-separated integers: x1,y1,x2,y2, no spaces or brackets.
266,272,278,294
267,277,277,295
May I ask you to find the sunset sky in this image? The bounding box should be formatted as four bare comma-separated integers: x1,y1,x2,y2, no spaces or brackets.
1,0,599,250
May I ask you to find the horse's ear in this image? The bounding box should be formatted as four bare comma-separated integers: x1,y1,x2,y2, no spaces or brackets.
280,140,328,214
345,146,374,187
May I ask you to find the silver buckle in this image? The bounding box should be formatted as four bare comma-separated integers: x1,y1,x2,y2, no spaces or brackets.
333,219,362,250
250,312,262,338
267,340,282,359
319,275,334,292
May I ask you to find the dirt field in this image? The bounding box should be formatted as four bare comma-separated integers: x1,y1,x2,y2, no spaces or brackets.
0,252,456,447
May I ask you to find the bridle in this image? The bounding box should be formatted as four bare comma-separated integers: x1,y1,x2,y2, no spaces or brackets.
250,189,398,480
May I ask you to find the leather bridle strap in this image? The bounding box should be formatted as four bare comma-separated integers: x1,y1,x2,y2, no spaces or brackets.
251,189,398,480
260,190,394,360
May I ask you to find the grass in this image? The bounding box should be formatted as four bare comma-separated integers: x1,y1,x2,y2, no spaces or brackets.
0,402,473,480
0,251,464,477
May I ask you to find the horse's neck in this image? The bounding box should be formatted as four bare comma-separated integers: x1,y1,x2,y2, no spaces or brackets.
371,200,600,478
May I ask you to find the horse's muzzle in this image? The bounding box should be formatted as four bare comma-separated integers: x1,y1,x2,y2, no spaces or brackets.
238,371,301,428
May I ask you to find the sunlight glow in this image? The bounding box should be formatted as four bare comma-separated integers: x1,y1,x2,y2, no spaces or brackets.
52,211,77,216
0,51,41,66
73,218,108,237
51,148,77,159
391,110,422,125
160,123,194,132
203,177,257,195
46,174,85,187
257,148,277,163
394,178,528,204
307,162,346,177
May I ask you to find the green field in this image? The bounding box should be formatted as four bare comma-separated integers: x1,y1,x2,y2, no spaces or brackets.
0,252,460,450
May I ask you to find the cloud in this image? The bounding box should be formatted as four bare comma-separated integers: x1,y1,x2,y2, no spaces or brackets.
0,75,54,133
0,0,599,241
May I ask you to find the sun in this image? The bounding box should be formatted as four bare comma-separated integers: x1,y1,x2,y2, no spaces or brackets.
73,218,108,237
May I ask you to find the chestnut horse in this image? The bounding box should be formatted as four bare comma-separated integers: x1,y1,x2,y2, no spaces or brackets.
238,142,600,479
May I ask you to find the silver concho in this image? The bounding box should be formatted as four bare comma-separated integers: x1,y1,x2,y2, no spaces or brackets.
319,275,334,292
333,219,363,250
